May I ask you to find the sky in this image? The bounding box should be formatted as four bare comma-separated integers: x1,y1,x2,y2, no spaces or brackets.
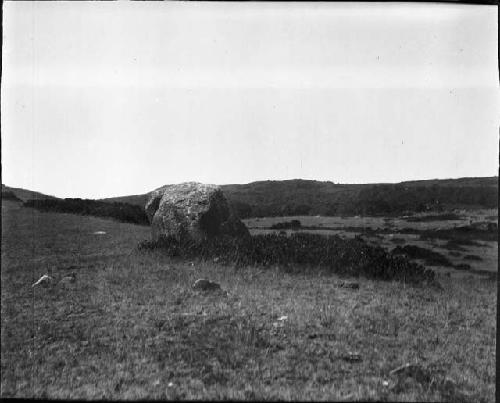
2,2,499,199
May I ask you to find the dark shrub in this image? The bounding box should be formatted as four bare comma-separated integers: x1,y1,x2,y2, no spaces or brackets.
442,240,468,251
271,220,302,230
454,263,471,271
138,233,434,284
392,245,453,267
390,238,406,245
405,213,463,222
463,254,482,261
24,198,149,225
420,226,497,243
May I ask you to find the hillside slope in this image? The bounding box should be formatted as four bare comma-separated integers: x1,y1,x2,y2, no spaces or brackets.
101,193,149,208
1,184,58,202
5,177,497,218
102,177,498,217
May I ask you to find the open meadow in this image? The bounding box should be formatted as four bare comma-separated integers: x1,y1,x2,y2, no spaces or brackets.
1,200,497,401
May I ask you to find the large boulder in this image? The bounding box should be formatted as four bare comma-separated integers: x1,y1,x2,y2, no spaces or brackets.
145,182,249,242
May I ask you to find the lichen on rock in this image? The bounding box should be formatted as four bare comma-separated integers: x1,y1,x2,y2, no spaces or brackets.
145,182,249,242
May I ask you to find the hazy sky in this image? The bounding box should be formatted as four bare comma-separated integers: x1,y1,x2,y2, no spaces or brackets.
2,2,499,199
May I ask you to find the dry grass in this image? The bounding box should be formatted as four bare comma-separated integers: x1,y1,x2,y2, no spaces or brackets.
1,201,496,401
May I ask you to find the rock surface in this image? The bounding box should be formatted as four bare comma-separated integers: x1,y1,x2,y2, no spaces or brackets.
192,278,222,292
338,281,360,290
145,182,249,242
32,274,52,288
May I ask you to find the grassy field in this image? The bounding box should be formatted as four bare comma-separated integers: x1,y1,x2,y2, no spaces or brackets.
1,200,497,401
244,212,498,279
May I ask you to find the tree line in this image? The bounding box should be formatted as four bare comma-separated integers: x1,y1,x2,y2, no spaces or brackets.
23,198,149,225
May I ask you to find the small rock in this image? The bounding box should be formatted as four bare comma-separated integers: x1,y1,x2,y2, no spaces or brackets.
32,274,52,288
339,281,359,290
342,352,362,363
167,382,174,388
389,363,430,384
192,278,221,292
439,376,456,392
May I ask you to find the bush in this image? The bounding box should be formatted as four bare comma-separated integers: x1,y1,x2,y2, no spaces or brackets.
454,263,471,271
270,220,302,230
420,226,497,243
23,198,149,225
138,233,435,284
463,254,482,261
390,237,406,245
405,213,463,222
442,240,468,251
392,245,453,267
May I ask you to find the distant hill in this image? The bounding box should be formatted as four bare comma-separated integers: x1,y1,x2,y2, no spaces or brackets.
102,177,498,218
2,184,148,225
1,190,22,202
400,177,498,188
102,193,150,208
5,177,497,219
2,184,58,202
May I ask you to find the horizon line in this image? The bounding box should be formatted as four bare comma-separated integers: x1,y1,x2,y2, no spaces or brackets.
3,174,498,200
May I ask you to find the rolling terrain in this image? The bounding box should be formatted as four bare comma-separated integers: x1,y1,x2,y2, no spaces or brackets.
1,197,497,401
101,177,498,218
3,179,497,280
2,184,58,202
4,176,498,219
